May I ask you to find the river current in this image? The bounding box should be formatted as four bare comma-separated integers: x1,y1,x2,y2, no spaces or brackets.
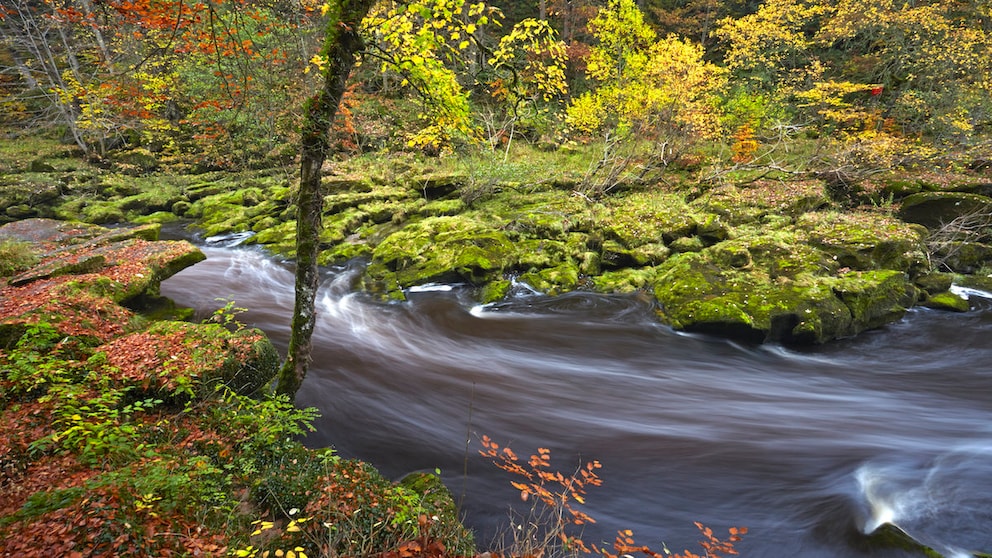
159,240,992,557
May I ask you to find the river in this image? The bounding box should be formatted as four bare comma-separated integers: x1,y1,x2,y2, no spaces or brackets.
159,240,992,558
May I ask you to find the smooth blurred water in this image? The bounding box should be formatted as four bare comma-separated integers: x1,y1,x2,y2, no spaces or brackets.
161,244,992,557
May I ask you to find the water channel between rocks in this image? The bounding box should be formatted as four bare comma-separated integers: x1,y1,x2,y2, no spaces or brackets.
159,241,992,558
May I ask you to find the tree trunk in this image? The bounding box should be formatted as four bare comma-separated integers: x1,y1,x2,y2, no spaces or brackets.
276,0,375,399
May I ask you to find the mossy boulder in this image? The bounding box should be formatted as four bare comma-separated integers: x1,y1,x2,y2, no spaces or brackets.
898,191,992,230
830,269,914,332
601,191,699,246
859,523,943,558
479,279,512,303
796,212,928,275
593,267,658,293
519,262,581,294
922,290,970,312
932,241,992,273
955,271,992,292
364,216,515,297
653,252,825,342
915,272,955,294
651,246,916,343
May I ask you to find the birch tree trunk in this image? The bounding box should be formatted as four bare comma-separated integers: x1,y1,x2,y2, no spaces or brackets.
276,0,375,399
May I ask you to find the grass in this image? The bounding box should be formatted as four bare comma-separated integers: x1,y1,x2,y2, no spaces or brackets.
0,238,40,277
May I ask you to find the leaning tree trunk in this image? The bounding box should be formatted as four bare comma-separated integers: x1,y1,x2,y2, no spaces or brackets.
276,0,375,399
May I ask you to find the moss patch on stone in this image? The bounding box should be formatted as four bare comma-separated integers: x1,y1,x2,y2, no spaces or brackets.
364,216,516,297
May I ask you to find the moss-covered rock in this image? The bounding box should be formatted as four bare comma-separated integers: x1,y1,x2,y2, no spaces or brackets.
915,272,955,294
932,241,992,273
364,216,516,296
922,290,970,312
898,191,992,230
592,267,658,293
651,250,915,343
858,523,943,558
601,190,698,246
955,270,992,292
669,235,706,253
831,269,914,332
796,211,928,275
519,262,581,294
479,278,512,303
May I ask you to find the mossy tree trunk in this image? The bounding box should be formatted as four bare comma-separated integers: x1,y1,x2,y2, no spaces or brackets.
276,0,375,399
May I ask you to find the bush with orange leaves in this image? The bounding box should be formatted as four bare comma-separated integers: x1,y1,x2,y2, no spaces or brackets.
480,435,746,558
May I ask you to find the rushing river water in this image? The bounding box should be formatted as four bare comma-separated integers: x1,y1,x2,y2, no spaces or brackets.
159,240,992,558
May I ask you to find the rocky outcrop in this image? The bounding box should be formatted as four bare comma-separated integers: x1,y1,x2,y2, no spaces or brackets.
9,153,992,345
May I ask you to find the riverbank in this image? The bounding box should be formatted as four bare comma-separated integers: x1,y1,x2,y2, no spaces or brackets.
4,132,992,345
0,218,473,556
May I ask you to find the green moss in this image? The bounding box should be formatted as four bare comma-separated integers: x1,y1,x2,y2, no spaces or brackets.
922,290,970,312
118,186,184,215
861,524,943,558
650,251,898,343
323,186,411,213
320,242,373,265
696,213,730,243
709,241,752,269
516,239,569,269
81,201,126,224
132,211,180,225
358,199,424,224
421,198,465,217
367,216,516,295
474,188,588,239
796,211,926,273
519,263,580,294
479,279,512,303
914,272,954,294
669,235,706,253
954,270,992,292
602,190,698,246
592,267,657,293
321,207,369,245
830,270,913,331
0,238,39,277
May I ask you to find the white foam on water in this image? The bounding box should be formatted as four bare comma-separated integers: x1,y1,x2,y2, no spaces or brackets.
855,463,928,534
406,283,457,293
950,284,992,300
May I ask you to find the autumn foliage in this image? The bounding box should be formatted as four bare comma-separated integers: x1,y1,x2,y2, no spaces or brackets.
479,436,746,558
0,220,472,557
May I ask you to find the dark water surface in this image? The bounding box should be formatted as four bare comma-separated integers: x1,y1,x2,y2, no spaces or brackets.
160,243,992,558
